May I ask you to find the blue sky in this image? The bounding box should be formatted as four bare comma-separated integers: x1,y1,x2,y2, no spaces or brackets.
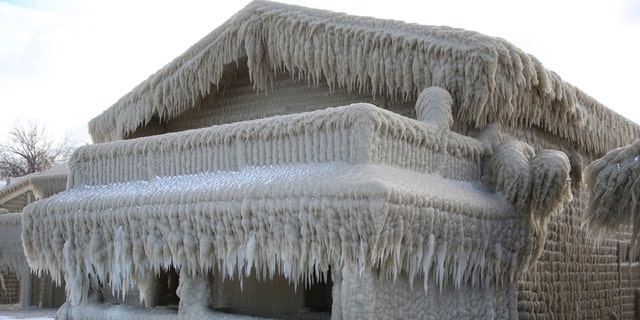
1,0,639,144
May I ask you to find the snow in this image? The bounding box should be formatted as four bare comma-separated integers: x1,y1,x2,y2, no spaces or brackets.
0,316,54,320
0,306,55,320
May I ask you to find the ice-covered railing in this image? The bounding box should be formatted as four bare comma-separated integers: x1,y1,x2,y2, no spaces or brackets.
72,103,482,188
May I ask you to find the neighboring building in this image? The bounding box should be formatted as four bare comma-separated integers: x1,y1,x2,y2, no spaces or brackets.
0,164,68,308
21,1,640,319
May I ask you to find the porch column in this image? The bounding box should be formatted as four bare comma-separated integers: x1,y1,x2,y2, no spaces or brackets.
332,265,517,320
176,272,213,320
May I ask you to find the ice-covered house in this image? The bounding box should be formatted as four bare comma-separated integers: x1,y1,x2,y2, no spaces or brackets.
0,164,68,308
21,1,640,319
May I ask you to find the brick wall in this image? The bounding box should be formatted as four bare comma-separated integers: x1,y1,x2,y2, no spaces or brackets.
0,271,20,305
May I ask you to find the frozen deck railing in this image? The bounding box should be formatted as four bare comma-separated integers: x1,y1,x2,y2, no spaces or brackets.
68,103,483,188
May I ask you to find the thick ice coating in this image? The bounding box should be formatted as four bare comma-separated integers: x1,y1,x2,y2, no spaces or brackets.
15,0,640,318
23,102,572,316
584,140,640,251
0,164,68,279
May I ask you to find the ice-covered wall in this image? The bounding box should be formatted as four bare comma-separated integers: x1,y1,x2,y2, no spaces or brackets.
87,1,639,158
18,1,640,318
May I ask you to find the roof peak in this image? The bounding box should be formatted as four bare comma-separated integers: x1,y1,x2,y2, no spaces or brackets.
88,0,639,156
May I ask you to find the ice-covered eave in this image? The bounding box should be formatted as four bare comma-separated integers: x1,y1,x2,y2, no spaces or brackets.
87,0,639,156
22,162,531,304
78,103,484,188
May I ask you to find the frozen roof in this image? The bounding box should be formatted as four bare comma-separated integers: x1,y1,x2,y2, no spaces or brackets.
88,0,640,156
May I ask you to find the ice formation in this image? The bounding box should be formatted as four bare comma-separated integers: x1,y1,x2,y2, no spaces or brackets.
18,0,597,317
584,140,640,250
490,141,571,215
23,95,573,319
0,164,68,279
27,164,69,199
0,212,28,278
87,1,640,157
414,86,453,130
488,140,572,269
0,163,68,203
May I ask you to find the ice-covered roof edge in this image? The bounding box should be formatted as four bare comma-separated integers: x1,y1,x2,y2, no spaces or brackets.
21,162,540,304
87,0,639,156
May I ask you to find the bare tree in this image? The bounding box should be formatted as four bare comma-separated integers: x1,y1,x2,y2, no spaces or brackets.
0,120,77,178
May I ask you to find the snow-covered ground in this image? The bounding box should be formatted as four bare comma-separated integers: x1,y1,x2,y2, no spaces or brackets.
0,305,55,320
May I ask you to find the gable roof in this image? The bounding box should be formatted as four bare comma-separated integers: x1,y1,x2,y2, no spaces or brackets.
88,0,640,156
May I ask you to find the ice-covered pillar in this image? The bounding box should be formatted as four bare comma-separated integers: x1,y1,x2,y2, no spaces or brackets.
415,86,453,130
415,86,454,174
176,272,213,319
333,265,517,319
138,272,160,308
331,266,374,319
20,273,33,308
